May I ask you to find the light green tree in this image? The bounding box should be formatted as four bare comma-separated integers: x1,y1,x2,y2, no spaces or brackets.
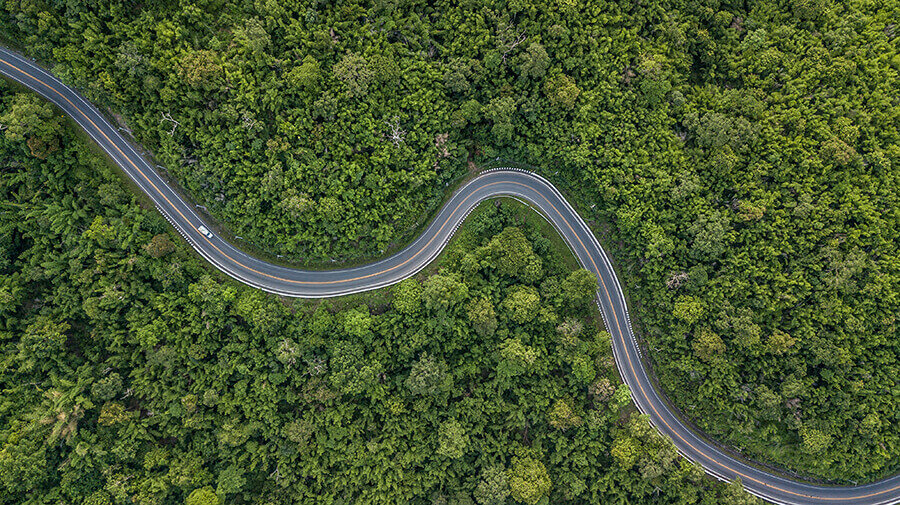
561,269,597,309
467,297,498,337
288,55,321,90
503,286,541,324
544,74,581,109
673,295,704,325
0,93,63,158
548,399,582,430
333,52,374,97
185,487,220,505
216,464,245,496
507,457,551,505
498,338,538,378
436,419,469,459
474,466,510,505
800,426,832,455
693,327,725,362
342,307,372,339
393,278,423,314
405,352,451,397
423,273,469,312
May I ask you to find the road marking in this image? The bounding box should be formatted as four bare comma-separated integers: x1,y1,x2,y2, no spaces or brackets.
2,50,898,504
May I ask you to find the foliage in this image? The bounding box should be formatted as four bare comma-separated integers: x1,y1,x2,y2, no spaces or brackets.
1,0,898,484
473,466,510,505
185,487,221,505
0,86,746,503
436,419,470,459
507,457,551,505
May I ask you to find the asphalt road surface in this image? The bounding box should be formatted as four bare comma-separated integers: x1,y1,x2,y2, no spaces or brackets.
2,45,898,505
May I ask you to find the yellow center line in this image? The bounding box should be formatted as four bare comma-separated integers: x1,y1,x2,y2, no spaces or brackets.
530,159,900,504
197,179,506,285
2,52,896,503
0,54,500,285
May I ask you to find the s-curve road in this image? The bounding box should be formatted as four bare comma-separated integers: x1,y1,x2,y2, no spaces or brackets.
1,45,898,505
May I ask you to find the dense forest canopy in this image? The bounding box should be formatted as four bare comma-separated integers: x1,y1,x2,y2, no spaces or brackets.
1,0,899,491
0,87,766,504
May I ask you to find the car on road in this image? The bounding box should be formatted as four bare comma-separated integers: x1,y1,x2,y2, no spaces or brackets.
197,225,214,239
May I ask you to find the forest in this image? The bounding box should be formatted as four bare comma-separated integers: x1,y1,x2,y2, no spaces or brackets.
0,0,898,497
0,84,765,504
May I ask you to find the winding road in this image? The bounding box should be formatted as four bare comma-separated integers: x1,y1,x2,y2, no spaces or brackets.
1,45,898,505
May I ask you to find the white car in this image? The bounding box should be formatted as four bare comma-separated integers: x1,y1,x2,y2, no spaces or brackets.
197,225,214,239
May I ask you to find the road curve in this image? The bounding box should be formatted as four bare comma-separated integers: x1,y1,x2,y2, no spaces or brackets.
2,45,898,505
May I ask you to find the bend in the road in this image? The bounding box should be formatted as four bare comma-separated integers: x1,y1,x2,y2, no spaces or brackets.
1,45,898,505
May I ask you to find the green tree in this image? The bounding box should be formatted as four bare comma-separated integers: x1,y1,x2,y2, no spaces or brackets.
216,465,246,496
84,491,114,505
329,341,383,396
483,227,543,282
392,278,423,315
234,17,270,55
507,457,551,505
503,286,541,324
766,329,797,355
444,58,471,94
515,43,549,80
544,74,580,110
333,52,374,98
498,338,538,378
561,269,597,309
405,352,451,397
16,318,70,373
610,384,632,413
731,312,761,349
234,290,285,334
693,327,725,362
185,487,221,505
436,419,469,459
0,426,50,493
474,466,510,505
459,99,482,125
688,211,729,260
423,273,469,312
569,354,596,385
466,297,498,337
0,93,62,158
284,420,313,448
860,413,881,437
755,385,782,420
721,478,761,505
484,97,517,144
91,373,122,402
